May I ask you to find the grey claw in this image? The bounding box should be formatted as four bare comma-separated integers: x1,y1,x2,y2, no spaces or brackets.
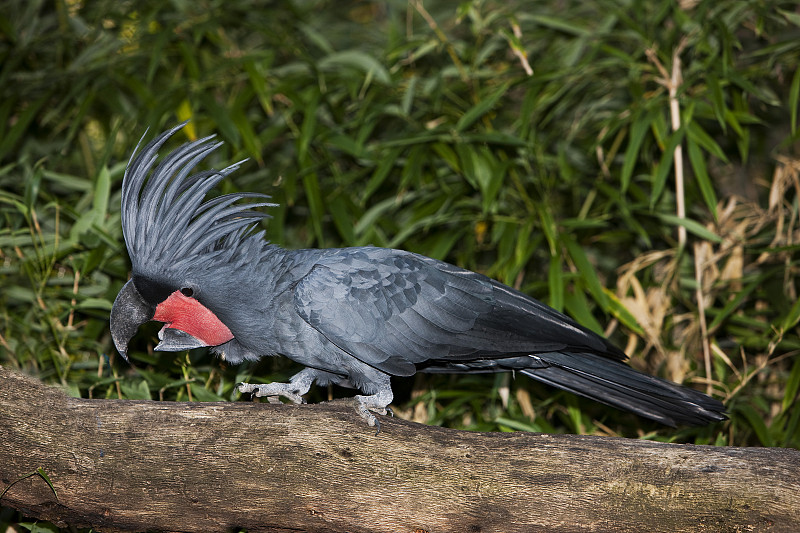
237,384,255,399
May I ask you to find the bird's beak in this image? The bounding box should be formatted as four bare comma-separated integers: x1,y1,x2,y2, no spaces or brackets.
110,279,155,363
154,327,209,351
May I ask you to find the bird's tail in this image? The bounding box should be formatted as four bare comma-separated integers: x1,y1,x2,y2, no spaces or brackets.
519,352,726,426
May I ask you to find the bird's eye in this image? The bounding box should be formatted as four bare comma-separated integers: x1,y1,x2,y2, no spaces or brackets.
180,287,194,297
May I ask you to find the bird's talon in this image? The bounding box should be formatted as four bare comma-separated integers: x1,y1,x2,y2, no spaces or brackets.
237,380,309,405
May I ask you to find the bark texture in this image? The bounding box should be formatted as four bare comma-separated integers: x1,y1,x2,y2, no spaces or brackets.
1,365,798,532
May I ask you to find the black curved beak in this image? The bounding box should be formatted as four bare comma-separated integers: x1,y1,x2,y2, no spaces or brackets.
110,279,154,363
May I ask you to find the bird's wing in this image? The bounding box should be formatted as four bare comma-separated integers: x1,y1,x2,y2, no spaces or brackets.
293,248,618,376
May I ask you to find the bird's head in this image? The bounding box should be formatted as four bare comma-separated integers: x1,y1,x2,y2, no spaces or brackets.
110,123,274,362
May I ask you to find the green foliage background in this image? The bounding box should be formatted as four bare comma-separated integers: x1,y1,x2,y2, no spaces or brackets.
2,0,800,508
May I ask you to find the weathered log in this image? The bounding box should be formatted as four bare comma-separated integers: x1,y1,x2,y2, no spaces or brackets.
0,365,797,532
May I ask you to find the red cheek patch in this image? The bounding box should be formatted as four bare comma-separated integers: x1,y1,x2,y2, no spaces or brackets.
154,291,234,347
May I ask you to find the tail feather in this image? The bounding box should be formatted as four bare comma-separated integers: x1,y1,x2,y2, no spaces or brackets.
521,352,726,426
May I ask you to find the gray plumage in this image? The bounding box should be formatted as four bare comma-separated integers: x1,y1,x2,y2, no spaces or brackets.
110,124,726,430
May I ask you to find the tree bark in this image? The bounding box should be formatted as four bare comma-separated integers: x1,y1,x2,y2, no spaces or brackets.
0,365,798,533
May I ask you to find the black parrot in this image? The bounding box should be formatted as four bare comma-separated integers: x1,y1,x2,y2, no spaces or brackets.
110,124,725,430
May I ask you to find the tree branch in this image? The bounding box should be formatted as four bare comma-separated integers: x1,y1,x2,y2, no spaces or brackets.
1,365,798,532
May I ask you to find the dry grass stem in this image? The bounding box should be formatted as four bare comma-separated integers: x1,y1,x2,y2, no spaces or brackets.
646,38,690,248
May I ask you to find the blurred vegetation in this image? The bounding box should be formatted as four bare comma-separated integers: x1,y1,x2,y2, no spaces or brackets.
2,0,800,510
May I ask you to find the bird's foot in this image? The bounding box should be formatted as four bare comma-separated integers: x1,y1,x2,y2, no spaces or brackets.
354,388,394,435
237,368,319,404
237,381,308,404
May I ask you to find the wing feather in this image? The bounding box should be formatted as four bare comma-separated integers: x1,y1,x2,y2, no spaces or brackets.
293,248,621,376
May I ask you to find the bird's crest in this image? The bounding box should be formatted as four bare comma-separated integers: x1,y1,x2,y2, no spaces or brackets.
121,123,274,275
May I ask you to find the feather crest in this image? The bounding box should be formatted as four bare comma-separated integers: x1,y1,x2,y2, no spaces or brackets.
121,123,274,276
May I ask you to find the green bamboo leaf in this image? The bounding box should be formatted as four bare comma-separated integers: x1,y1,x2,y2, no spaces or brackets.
511,221,539,285
0,468,58,502
778,8,800,27
656,213,722,243
706,75,727,131
779,405,800,448
318,50,391,84
362,147,402,204
561,234,609,310
431,142,460,173
402,75,418,117
0,95,48,161
790,67,800,135
620,111,651,192
736,404,773,447
302,172,325,245
687,122,728,161
298,22,335,54
327,134,363,159
38,170,87,192
603,287,644,336
495,417,542,433
93,165,110,219
75,297,112,311
650,111,669,150
244,58,274,116
177,40,201,79
232,109,263,164
121,379,151,400
400,144,426,191
538,208,558,255
327,193,355,245
201,94,239,146
782,357,800,413
707,279,759,332
424,229,464,260
176,100,196,139
161,378,196,391
35,467,58,500
355,191,420,238
16,523,60,533
298,94,319,165
189,382,224,402
455,143,479,190
650,127,683,207
382,133,446,148
461,132,527,147
69,165,111,245
723,108,744,137
547,254,564,312
728,72,780,106
779,297,800,334
465,146,506,213
456,82,511,132
563,285,604,335
387,212,458,249
686,138,718,219
146,31,170,84
528,14,590,36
